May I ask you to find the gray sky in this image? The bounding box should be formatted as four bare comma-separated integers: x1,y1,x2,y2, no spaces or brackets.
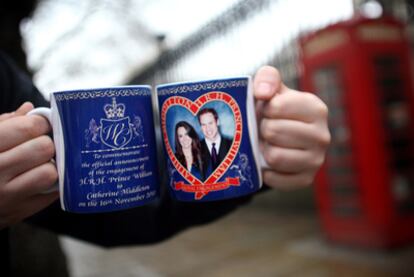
21,0,353,96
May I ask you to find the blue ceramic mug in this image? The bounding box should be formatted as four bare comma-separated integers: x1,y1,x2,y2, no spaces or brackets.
157,76,268,202
29,86,159,213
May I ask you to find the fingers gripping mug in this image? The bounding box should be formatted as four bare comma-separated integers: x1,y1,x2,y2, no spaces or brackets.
28,86,159,213
156,76,268,202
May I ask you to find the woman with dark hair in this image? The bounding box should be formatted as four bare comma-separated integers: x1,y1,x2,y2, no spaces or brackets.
174,121,206,181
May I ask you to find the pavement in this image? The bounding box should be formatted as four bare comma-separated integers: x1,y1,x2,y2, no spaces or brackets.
59,190,414,277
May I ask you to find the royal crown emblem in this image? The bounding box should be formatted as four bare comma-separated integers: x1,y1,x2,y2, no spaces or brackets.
85,97,145,149
104,98,126,119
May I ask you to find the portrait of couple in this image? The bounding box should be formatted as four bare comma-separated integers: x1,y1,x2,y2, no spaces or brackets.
174,107,233,182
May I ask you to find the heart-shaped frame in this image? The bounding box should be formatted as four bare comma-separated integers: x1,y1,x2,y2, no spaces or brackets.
161,91,243,199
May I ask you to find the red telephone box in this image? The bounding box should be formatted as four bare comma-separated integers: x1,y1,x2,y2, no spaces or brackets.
300,15,414,248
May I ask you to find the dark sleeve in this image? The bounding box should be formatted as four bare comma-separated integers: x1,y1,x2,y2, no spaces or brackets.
0,51,48,112
0,50,255,247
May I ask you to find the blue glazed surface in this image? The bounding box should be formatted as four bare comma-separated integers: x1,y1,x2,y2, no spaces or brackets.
157,77,261,202
54,87,159,213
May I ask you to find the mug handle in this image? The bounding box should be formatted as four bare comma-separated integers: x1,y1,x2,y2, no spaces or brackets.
27,107,59,194
28,107,52,122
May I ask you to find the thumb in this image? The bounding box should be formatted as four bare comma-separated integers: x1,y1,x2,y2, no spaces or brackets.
253,66,284,101
0,102,34,122
15,102,34,116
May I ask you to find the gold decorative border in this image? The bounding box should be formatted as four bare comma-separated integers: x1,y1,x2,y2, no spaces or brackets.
157,79,248,96
54,88,151,101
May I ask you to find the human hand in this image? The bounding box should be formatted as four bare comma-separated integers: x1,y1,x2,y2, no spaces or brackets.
0,102,58,230
253,66,330,190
